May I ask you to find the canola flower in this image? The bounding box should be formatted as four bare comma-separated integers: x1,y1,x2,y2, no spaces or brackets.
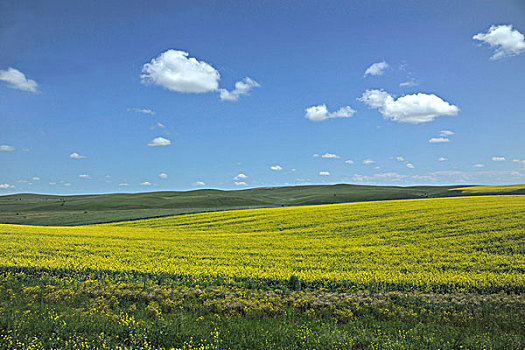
0,195,524,292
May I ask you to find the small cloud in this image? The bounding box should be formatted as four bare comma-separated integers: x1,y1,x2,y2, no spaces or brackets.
140,181,152,186
406,163,415,169
270,165,283,171
70,152,87,159
474,164,485,168
359,89,459,124
148,137,171,147
305,104,356,122
219,77,260,101
312,154,320,158
127,107,156,115
319,171,330,176
79,174,91,179
234,181,247,186
0,183,15,189
491,156,506,162
0,145,15,152
429,137,450,143
159,173,168,179
194,181,206,186
49,182,56,185
141,50,220,93
0,67,38,92
399,80,418,87
395,156,405,162
438,157,448,162
473,24,525,60
233,173,248,181
321,153,341,159
118,183,129,186
64,183,71,186
512,159,525,165
21,148,31,152
364,61,389,76
363,159,375,165
440,130,455,137
32,177,40,181
345,160,354,164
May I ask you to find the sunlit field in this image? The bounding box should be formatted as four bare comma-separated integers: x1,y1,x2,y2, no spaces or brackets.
1,195,524,349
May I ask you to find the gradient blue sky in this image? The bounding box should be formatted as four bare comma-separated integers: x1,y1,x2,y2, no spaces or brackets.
1,0,524,194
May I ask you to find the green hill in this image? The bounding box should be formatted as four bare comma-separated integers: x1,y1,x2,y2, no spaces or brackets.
1,183,523,225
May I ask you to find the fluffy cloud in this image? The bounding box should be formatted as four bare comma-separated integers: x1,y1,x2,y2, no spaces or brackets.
148,137,171,147
128,107,155,115
140,181,151,186
0,145,15,152
194,181,206,186
219,77,260,101
492,157,505,162
395,156,405,162
234,181,247,186
363,159,375,165
0,184,15,189
321,153,341,159
233,173,248,181
406,163,415,169
304,104,356,122
429,137,450,143
440,130,455,137
70,152,87,159
141,50,220,93
0,67,38,92
319,171,330,176
159,173,168,179
359,89,459,124
438,157,448,162
473,24,525,59
270,165,283,171
364,61,389,76
345,160,354,164
79,174,91,179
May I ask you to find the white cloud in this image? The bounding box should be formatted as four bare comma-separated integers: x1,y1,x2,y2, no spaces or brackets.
359,89,459,124
159,173,168,179
234,181,247,186
364,61,389,76
118,183,129,186
69,152,87,159
440,130,455,137
473,24,525,59
429,137,450,143
363,159,375,165
140,181,152,186
0,183,15,189
194,181,206,186
79,174,91,179
395,156,405,162
321,153,341,159
304,104,356,122
128,107,155,115
219,77,260,101
64,183,71,186
319,171,330,176
312,154,320,158
345,160,354,164
474,164,485,168
141,50,220,93
438,157,448,162
32,177,40,181
492,156,505,162
148,137,171,147
512,159,525,165
0,67,38,92
0,145,15,152
406,163,415,169
399,80,418,87
270,165,283,171
233,173,248,181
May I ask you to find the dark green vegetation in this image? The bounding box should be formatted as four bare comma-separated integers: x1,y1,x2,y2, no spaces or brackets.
2,183,523,225
1,268,523,349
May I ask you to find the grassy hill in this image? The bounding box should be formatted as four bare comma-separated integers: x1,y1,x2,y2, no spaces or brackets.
1,183,523,225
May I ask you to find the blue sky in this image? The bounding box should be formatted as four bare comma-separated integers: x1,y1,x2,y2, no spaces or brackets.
1,0,524,194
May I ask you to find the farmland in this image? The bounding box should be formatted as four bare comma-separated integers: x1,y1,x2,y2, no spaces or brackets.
1,195,524,349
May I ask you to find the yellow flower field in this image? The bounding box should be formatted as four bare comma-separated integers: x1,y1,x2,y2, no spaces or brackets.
1,195,524,292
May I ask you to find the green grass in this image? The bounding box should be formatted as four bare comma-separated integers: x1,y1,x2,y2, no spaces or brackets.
450,184,525,194
0,183,505,225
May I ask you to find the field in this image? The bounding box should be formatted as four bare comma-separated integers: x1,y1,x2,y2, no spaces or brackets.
1,195,524,349
5,183,524,226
